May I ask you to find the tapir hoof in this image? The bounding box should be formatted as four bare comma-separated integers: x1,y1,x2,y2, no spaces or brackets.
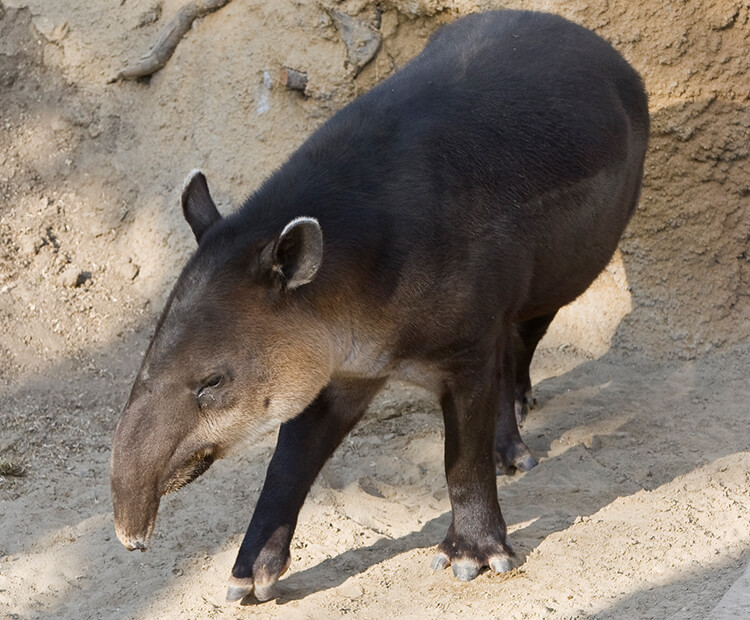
515,453,538,472
494,443,538,476
226,555,289,604
225,576,254,603
431,529,515,581
431,551,514,580
225,577,277,604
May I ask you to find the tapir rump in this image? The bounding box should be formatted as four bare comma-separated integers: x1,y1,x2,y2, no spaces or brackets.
111,9,649,603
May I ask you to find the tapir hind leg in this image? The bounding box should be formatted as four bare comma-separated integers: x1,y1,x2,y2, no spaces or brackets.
227,377,385,603
512,311,557,426
494,326,539,475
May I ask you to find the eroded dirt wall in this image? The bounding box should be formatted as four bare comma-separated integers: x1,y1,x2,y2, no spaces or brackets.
1,0,748,384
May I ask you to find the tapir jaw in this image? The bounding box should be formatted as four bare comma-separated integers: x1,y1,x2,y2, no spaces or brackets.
162,448,215,495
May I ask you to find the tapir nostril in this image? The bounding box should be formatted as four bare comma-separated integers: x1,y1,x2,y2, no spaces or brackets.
120,535,150,552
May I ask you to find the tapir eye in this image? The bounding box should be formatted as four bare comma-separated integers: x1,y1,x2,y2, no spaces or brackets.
196,374,225,409
203,374,224,389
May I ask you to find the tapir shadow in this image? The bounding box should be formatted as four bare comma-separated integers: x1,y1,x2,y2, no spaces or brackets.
261,513,452,605
264,507,578,606
254,359,595,606
238,343,747,607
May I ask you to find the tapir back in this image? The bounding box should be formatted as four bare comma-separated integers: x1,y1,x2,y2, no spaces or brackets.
233,10,648,326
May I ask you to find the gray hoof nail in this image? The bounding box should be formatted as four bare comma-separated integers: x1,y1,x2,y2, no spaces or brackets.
516,454,537,472
489,556,513,573
495,458,516,476
431,553,449,571
226,585,252,603
452,561,480,581
253,582,275,602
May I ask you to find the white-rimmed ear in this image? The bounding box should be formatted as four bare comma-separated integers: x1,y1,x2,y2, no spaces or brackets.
257,217,323,290
181,170,221,243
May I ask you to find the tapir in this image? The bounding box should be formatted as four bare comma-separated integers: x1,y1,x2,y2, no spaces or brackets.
111,9,649,603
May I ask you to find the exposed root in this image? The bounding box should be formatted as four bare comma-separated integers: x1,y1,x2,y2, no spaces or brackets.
110,0,232,82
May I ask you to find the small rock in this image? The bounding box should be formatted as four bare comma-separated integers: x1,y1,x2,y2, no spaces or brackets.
389,0,445,18
256,70,272,115
18,234,37,256
280,67,308,92
59,265,80,287
329,10,381,76
376,407,402,421
359,476,385,498
337,581,363,599
74,271,93,288
116,259,140,281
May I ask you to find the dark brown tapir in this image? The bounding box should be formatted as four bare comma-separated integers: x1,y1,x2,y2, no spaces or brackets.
111,10,649,603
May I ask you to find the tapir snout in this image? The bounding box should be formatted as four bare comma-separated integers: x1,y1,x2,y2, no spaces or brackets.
110,377,221,550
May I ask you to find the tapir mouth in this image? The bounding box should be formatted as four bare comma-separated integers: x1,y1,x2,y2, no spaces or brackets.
113,448,216,552
163,449,215,495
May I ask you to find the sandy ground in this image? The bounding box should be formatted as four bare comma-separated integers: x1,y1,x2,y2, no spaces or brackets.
2,346,749,619
1,0,748,618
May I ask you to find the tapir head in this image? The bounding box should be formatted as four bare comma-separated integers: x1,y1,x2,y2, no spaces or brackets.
111,171,334,551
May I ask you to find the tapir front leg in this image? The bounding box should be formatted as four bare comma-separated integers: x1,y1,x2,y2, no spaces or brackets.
227,377,385,603
431,346,515,581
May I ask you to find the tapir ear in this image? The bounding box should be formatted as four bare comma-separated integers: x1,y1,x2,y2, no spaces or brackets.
181,170,221,243
257,217,323,290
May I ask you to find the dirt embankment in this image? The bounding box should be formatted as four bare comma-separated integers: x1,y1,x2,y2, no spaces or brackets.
0,1,748,619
